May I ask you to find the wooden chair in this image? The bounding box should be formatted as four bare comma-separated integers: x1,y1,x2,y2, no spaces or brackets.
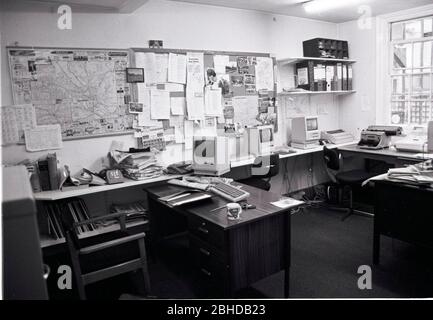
60,210,151,300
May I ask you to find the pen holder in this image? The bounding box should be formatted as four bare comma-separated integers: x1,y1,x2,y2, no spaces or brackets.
227,203,242,220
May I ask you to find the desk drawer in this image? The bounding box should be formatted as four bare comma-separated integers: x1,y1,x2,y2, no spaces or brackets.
190,235,227,265
188,215,225,250
190,236,229,297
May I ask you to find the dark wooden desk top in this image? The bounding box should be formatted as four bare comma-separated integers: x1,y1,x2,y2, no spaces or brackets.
144,182,298,230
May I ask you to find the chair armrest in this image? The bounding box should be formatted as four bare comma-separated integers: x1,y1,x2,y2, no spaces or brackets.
78,232,146,255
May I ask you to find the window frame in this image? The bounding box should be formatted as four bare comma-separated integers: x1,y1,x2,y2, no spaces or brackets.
376,4,433,130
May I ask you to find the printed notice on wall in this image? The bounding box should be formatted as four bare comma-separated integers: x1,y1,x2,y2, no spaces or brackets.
25,124,63,152
255,57,274,91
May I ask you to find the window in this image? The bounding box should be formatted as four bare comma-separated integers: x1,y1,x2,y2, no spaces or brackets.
390,16,433,125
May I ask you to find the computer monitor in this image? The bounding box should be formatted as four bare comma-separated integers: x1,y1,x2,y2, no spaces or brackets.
247,125,275,155
192,136,230,176
291,116,320,143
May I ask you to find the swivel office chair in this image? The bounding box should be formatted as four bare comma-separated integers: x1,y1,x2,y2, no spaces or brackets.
60,202,152,300
238,153,280,191
323,146,376,221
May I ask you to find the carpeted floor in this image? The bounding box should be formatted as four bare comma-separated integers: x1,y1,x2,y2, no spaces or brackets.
81,207,433,299
145,207,433,299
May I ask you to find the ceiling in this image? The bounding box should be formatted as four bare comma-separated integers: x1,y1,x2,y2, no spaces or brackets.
2,0,150,13
3,0,433,20
168,0,433,23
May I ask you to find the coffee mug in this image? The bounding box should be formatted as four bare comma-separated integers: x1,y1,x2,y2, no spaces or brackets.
227,203,242,220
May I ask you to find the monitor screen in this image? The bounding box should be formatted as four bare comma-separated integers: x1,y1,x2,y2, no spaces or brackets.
306,118,318,131
259,128,273,143
194,138,215,159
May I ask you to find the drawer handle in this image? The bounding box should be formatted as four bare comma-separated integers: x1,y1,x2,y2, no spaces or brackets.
201,268,211,277
197,227,209,234
199,248,210,256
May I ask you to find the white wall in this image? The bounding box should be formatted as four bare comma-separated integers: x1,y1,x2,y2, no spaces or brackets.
1,0,339,192
337,18,378,137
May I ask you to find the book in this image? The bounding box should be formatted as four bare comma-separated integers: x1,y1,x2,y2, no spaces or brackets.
47,153,59,190
38,159,51,191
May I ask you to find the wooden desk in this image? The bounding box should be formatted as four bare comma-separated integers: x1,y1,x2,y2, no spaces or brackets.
373,179,433,265
338,144,428,165
144,182,301,298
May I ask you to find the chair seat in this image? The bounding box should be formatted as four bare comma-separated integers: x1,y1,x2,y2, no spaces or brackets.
335,169,376,185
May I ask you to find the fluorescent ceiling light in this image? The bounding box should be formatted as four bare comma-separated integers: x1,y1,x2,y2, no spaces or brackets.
303,0,363,14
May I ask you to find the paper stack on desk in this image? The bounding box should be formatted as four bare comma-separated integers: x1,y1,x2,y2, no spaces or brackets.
387,163,433,185
111,150,164,180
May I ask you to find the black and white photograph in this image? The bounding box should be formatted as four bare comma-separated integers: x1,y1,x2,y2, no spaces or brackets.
126,67,145,83
129,102,144,113
2,0,433,312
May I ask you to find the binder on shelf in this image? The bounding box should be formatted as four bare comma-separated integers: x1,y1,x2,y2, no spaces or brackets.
336,63,343,91
342,63,348,90
314,63,326,91
325,64,334,91
347,64,353,91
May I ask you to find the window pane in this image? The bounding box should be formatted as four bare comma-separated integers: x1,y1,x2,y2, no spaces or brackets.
405,20,422,39
410,101,430,124
424,18,433,37
392,76,411,94
393,44,412,69
391,101,408,124
391,22,404,40
413,42,422,68
423,41,432,67
412,74,430,94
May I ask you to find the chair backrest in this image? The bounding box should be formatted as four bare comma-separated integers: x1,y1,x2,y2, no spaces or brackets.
251,153,280,178
323,146,340,171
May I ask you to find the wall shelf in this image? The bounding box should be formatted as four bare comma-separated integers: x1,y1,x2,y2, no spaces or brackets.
279,90,356,96
277,56,356,65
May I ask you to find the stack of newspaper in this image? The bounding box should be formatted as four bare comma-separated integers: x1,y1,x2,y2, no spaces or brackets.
387,162,433,185
111,150,163,180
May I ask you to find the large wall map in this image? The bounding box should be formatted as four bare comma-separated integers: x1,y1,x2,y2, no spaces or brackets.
8,48,133,139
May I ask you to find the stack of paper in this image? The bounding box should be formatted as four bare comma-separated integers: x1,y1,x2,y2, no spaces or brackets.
111,151,164,180
387,164,433,185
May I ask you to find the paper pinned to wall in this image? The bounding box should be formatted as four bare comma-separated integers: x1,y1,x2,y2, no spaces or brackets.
186,90,205,120
232,95,260,126
150,90,170,120
168,53,187,84
214,55,230,74
155,53,169,83
1,104,37,144
170,96,186,115
170,115,185,143
255,57,274,91
1,107,19,144
184,120,194,149
24,124,63,152
204,87,223,117
186,52,205,120
136,52,157,85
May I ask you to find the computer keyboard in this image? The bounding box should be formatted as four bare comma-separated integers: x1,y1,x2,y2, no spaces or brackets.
210,183,250,202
